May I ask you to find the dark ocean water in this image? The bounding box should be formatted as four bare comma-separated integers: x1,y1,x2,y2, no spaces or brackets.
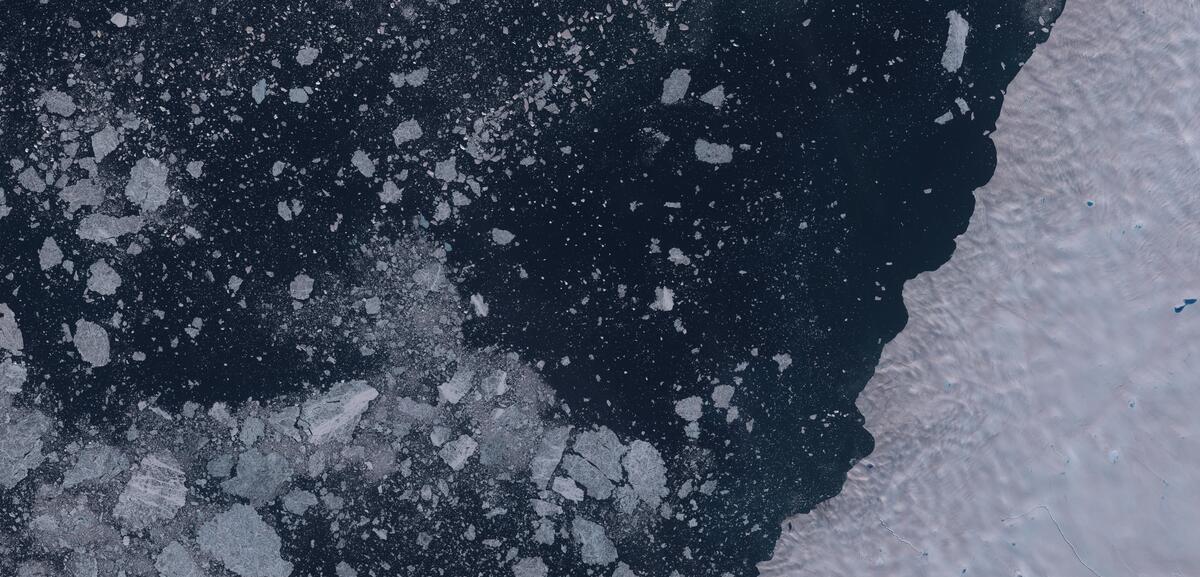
0,0,1063,574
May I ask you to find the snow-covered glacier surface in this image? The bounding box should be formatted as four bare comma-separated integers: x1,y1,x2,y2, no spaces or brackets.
764,1,1200,575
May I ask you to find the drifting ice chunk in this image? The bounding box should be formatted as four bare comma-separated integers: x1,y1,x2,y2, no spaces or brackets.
38,238,63,270
0,408,51,489
155,542,204,577
572,427,627,481
299,380,379,444
530,426,571,488
674,396,702,421
288,88,309,103
0,359,26,393
711,384,735,408
552,476,585,502
694,139,733,164
379,181,402,204
197,504,293,577
512,557,548,577
439,434,478,471
699,85,725,108
621,440,668,507
62,443,128,488
113,454,188,530
563,454,614,499
650,286,675,311
612,562,640,577
438,367,475,404
40,90,77,117
282,489,318,515
289,274,314,300
221,448,294,504
0,304,22,353
941,11,969,73
491,228,515,245
125,157,171,212
571,518,618,565
91,126,120,163
392,119,423,145
295,46,319,66
350,150,376,178
76,214,144,244
251,79,267,104
660,69,691,105
87,260,122,296
73,319,110,367
18,167,46,192
59,179,104,213
434,156,458,181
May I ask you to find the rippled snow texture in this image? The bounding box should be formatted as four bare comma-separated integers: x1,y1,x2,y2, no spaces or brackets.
764,1,1200,575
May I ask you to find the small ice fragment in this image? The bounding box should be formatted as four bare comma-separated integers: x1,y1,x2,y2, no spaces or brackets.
86,260,122,295
281,489,318,515
650,286,675,311
110,13,129,28
155,542,202,577
351,150,376,178
434,156,458,181
512,557,548,577
571,518,618,565
531,426,572,488
0,359,27,393
18,167,46,192
699,85,725,108
62,443,128,488
438,367,476,404
38,237,63,270
113,454,187,529
187,160,204,178
271,161,286,176
934,110,954,125
73,319,110,367
379,181,402,204
197,504,293,577
288,87,309,103
40,90,77,117
91,126,120,163
439,435,478,471
125,157,171,212
392,119,423,145
694,139,733,164
59,179,104,213
491,228,515,245
220,448,294,504
295,46,319,66
711,384,735,408
552,476,585,501
470,294,489,317
941,10,970,73
660,68,691,105
299,380,379,444
0,304,25,354
405,67,429,86
772,352,793,372
251,79,267,104
77,214,144,244
622,440,668,507
674,396,703,421
612,562,640,577
289,274,314,300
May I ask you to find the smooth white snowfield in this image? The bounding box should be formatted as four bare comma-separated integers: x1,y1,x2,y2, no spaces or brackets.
764,1,1200,576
